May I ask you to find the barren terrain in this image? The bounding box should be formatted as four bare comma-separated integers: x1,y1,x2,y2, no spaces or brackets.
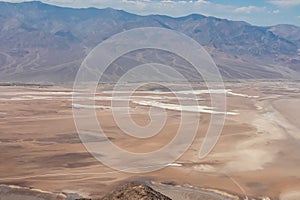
0,82,299,199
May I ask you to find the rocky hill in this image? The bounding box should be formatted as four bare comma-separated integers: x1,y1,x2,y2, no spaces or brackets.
0,183,172,200
101,182,171,200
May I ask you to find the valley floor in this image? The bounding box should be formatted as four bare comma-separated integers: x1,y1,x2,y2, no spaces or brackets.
0,81,299,200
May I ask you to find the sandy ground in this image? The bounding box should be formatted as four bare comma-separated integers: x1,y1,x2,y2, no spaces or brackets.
0,82,299,199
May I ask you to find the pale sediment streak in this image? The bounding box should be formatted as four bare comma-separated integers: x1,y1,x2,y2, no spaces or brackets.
132,100,239,115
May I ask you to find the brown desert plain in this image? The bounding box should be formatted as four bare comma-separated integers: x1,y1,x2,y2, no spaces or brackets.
0,81,299,200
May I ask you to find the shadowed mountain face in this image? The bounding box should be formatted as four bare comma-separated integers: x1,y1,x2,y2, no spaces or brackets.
0,1,299,84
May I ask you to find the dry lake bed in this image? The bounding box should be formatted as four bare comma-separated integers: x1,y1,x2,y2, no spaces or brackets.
0,82,299,200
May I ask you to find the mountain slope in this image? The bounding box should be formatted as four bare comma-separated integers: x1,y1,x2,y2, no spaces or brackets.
0,1,299,83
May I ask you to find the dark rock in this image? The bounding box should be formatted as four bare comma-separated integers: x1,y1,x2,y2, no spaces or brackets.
101,182,172,200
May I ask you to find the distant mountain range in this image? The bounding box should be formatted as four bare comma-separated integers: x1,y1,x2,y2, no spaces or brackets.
0,1,299,84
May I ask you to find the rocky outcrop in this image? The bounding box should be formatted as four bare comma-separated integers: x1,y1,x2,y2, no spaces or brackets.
101,182,172,200
0,185,66,200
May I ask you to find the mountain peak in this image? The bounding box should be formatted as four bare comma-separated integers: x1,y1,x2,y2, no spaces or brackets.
177,13,206,20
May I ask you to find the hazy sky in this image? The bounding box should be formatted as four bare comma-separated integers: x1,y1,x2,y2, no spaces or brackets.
4,0,300,26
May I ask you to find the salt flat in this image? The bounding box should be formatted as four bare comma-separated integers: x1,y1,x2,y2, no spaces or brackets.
0,82,299,199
